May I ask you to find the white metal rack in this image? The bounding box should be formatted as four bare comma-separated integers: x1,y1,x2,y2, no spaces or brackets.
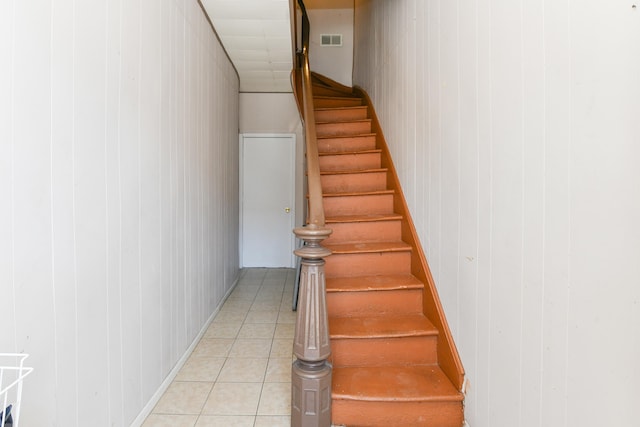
0,354,33,427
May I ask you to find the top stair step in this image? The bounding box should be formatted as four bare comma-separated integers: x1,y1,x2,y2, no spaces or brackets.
314,96,363,108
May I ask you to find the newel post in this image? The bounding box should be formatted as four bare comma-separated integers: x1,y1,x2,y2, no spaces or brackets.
291,225,332,427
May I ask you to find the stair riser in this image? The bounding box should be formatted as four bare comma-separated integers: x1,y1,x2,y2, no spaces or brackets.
313,98,362,108
321,172,387,193
327,288,423,316
315,107,368,122
325,252,411,277
319,152,381,171
323,194,394,217
332,400,464,427
316,121,372,137
318,135,377,153
331,335,437,366
323,220,401,244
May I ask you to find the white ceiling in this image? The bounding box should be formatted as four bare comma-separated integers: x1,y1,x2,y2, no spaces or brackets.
201,0,354,92
201,0,294,93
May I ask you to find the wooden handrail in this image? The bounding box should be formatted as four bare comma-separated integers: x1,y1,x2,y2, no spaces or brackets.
294,0,325,228
289,1,332,426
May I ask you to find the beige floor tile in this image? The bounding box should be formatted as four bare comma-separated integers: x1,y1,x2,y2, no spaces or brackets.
230,286,259,297
279,299,294,312
202,382,262,415
195,416,255,427
238,323,276,339
142,414,198,427
221,299,254,311
237,278,263,286
219,304,250,313
265,358,292,383
251,300,282,311
191,339,234,358
203,322,242,339
217,358,268,382
245,310,279,324
141,268,299,426
255,415,291,427
229,339,273,358
255,292,283,302
260,283,285,291
274,323,295,339
270,339,293,358
213,310,248,323
277,310,297,324
234,284,261,293
175,357,225,382
257,382,291,415
153,382,213,414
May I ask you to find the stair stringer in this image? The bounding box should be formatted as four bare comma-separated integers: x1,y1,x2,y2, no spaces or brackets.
352,86,466,391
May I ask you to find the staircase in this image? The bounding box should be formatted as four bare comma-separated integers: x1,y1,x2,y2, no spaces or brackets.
309,75,464,427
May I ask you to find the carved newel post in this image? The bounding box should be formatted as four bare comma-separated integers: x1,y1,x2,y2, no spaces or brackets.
291,225,332,427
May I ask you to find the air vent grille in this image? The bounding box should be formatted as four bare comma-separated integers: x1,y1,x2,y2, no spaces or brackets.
320,34,342,47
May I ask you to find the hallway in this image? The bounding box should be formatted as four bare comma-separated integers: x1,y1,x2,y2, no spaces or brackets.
142,268,296,427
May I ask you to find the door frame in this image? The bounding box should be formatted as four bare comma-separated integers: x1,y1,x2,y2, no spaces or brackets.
239,133,297,268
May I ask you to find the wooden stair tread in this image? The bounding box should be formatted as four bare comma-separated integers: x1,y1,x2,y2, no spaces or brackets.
325,213,402,223
317,133,376,140
322,189,394,197
314,95,363,101
316,118,371,125
332,366,463,402
319,149,381,156
324,241,412,254
315,106,367,112
312,87,357,96
311,84,356,96
326,274,422,292
319,168,387,175
330,314,437,339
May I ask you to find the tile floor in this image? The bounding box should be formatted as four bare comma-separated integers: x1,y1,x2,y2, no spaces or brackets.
143,268,297,427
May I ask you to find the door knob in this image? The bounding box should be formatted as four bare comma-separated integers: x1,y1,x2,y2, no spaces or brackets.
285,207,291,213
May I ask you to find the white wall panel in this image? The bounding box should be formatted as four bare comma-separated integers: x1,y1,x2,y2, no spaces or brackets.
0,0,240,425
353,1,640,426
308,8,354,86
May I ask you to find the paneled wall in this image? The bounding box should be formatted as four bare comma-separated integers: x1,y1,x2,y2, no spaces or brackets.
0,0,240,425
353,1,640,426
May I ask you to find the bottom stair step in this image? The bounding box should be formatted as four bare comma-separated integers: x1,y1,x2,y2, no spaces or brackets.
332,366,464,427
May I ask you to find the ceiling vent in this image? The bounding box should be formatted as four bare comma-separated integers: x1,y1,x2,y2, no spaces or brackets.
320,34,343,47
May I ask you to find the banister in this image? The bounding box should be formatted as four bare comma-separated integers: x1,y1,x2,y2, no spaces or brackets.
289,1,332,426
294,0,325,228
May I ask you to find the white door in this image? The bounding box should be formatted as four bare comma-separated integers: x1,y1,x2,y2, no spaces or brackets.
241,134,296,267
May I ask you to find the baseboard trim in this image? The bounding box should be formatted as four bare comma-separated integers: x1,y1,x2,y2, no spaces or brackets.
129,272,241,427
